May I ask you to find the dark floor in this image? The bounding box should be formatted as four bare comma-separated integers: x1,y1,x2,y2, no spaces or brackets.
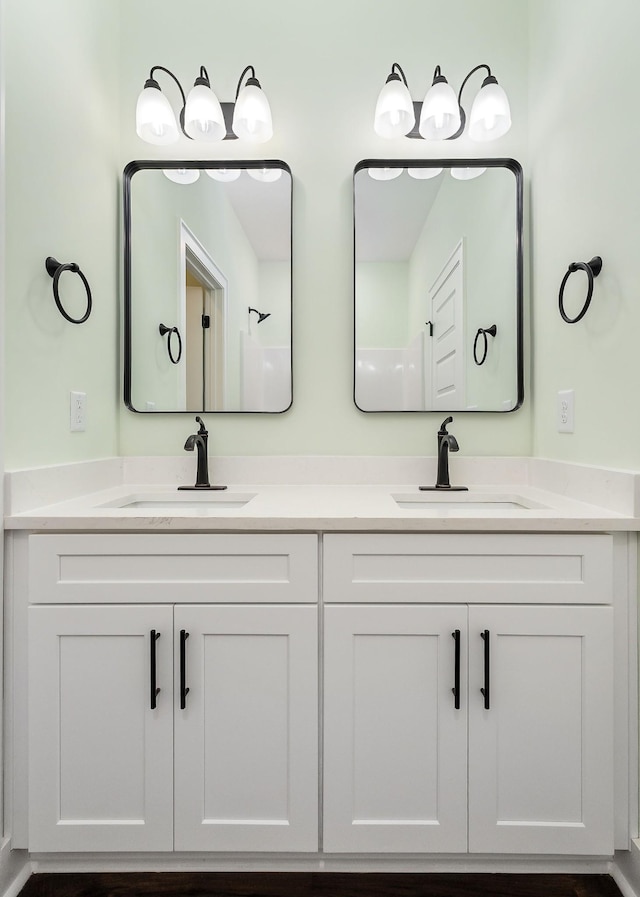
16,872,624,897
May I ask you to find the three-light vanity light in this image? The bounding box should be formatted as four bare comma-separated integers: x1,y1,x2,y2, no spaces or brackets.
136,64,273,146
374,62,511,142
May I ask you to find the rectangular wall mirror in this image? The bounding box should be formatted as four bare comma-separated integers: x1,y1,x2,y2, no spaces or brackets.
354,159,523,412
124,160,292,413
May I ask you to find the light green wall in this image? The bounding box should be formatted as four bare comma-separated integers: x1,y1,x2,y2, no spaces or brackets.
4,0,120,469
117,0,531,457
4,0,531,465
528,0,640,469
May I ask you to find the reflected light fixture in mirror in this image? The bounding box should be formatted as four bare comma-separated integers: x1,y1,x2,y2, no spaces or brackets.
451,166,486,180
407,166,443,179
136,64,273,145
205,168,242,182
248,167,282,182
163,167,201,184
368,167,403,181
374,62,511,142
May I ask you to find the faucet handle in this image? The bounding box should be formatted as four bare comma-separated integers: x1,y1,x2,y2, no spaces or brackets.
195,415,207,436
439,416,454,433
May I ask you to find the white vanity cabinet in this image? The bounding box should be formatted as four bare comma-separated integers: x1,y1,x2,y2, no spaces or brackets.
322,534,615,856
17,527,625,861
25,533,319,854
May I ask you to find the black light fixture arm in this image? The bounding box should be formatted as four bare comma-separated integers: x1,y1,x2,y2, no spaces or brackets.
388,62,410,87
235,64,260,99
147,65,189,138
456,63,493,106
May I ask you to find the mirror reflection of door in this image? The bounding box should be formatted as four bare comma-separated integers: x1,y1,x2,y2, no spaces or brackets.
185,267,225,410
182,228,228,411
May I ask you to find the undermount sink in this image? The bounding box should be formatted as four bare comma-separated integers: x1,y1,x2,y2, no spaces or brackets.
391,492,547,511
100,492,256,511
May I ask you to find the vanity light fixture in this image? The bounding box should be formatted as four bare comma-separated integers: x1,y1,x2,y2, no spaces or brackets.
136,64,273,145
374,62,511,142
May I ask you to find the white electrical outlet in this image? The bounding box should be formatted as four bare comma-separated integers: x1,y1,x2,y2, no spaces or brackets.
557,389,574,433
70,391,86,432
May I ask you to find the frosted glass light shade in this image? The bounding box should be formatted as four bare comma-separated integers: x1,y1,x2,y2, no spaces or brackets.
450,167,486,180
407,167,443,179
374,77,415,138
184,83,226,141
468,81,511,141
136,86,179,145
232,84,273,142
205,168,242,181
368,167,403,181
248,167,282,182
163,168,200,184
418,80,461,140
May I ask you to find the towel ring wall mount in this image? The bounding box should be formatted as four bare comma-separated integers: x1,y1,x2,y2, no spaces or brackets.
159,323,183,364
45,256,93,324
473,324,497,365
558,256,603,324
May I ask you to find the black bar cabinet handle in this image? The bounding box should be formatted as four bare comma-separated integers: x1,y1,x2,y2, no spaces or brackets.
150,630,161,710
451,629,461,710
480,629,490,709
180,629,190,709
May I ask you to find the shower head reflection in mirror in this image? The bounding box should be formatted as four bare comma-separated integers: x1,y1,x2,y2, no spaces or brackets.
353,158,523,413
124,160,292,413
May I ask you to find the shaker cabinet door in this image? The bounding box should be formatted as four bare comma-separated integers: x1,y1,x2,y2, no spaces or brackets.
323,604,468,853
173,604,318,852
28,605,174,852
468,605,614,855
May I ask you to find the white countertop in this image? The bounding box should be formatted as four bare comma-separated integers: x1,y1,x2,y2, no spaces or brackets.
5,482,637,533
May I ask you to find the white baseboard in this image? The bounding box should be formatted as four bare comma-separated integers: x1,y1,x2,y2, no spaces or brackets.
0,840,31,897
30,852,614,874
613,844,640,897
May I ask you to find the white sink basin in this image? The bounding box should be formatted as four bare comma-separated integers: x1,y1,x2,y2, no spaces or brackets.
392,492,547,511
100,492,256,511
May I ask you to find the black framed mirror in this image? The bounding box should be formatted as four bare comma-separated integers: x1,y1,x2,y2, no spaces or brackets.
354,158,523,412
124,160,292,413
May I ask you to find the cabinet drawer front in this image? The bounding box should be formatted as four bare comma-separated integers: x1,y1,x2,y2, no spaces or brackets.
29,534,318,604
324,533,613,604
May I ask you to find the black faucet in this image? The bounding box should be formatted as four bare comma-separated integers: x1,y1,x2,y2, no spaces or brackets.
178,416,227,491
420,416,468,492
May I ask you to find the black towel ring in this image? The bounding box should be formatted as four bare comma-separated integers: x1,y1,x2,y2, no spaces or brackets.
558,256,602,324
45,256,92,324
473,324,497,366
159,323,182,364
